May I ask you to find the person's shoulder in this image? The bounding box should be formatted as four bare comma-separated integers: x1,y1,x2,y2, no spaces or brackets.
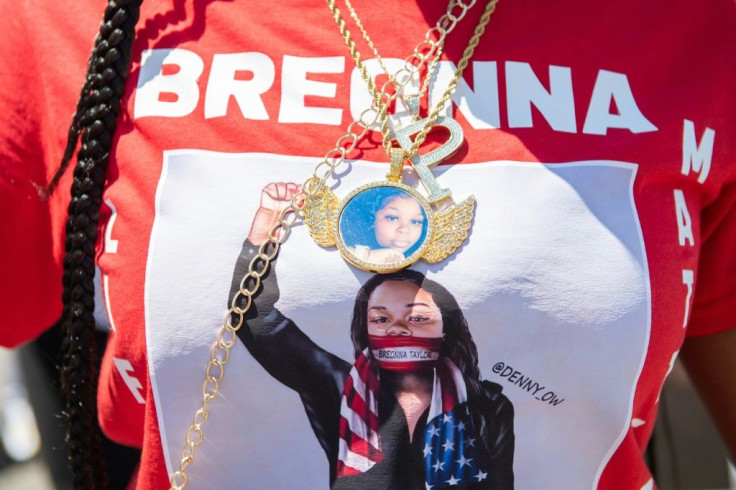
478,380,514,417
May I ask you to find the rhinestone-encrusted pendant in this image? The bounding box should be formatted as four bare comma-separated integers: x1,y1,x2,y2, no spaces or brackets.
302,116,475,273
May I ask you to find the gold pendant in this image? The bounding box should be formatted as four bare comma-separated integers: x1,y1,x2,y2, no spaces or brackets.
303,116,475,273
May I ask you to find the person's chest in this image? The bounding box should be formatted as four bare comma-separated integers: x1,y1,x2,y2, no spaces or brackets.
92,1,734,488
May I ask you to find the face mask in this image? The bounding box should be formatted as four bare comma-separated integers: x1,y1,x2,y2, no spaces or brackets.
368,335,442,372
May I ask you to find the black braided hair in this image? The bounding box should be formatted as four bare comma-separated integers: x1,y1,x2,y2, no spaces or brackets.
53,1,143,488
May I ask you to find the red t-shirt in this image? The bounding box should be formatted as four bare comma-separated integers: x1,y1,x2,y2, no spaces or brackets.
1,0,735,489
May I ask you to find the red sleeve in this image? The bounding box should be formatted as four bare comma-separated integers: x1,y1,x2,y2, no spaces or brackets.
686,182,736,337
0,3,60,347
0,1,100,346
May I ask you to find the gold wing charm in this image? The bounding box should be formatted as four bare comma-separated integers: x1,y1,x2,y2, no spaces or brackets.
421,195,476,264
302,182,340,247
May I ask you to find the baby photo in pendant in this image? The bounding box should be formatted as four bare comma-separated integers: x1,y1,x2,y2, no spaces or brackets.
338,185,430,269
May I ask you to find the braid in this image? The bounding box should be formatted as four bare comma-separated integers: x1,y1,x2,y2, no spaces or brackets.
58,1,143,488
46,49,97,196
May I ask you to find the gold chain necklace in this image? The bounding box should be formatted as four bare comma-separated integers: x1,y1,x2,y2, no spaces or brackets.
169,2,499,487
340,0,448,120
328,0,497,164
304,0,498,272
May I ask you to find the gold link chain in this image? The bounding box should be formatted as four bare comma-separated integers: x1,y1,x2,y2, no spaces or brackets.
406,0,498,156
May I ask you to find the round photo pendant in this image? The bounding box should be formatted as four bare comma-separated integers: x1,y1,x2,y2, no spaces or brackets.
335,181,434,273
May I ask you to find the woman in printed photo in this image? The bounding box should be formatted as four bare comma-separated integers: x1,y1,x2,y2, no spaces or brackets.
230,182,514,489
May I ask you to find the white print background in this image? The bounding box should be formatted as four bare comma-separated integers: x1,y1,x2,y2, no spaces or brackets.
146,152,649,489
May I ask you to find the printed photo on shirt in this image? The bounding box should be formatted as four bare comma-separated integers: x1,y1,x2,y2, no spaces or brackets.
147,153,649,489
